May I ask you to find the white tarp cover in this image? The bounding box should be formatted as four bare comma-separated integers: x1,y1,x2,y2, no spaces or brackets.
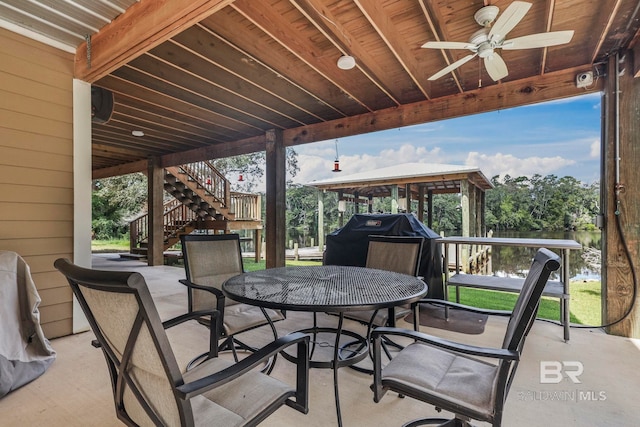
0,251,56,397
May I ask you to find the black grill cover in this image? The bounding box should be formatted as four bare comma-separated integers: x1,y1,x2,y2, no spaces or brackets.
324,213,444,299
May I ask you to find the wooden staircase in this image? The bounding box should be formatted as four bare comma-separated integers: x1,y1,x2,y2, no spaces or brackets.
129,160,262,258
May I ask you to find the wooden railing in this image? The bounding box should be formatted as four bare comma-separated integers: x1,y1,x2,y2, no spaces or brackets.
129,199,198,252
231,192,261,220
179,160,230,208
130,162,262,254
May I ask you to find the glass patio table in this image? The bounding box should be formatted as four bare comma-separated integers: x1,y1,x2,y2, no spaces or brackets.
223,265,427,427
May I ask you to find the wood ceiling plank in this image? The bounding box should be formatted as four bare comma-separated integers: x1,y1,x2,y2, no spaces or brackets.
416,0,464,94
149,40,321,126
112,92,240,142
201,9,368,117
75,0,236,82
126,53,296,128
110,64,275,131
96,75,257,138
98,115,209,149
291,0,415,105
354,0,431,100
114,104,226,143
231,0,395,112
172,25,344,122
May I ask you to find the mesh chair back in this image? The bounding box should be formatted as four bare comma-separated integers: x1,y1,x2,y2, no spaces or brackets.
502,247,561,351
365,235,424,277
181,234,244,311
54,259,190,426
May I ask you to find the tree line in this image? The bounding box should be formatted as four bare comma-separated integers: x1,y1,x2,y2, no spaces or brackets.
92,163,600,243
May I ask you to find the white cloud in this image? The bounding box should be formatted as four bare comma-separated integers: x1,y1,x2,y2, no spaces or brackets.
465,152,575,179
590,139,600,158
292,143,444,184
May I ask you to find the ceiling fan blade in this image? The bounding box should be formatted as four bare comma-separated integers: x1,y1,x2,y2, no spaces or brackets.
428,54,477,81
489,1,532,42
484,53,508,81
501,30,575,50
422,41,474,50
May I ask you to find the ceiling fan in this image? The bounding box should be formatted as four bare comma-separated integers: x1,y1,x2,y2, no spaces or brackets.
422,1,574,82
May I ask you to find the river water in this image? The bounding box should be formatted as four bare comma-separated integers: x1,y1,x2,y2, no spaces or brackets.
481,230,602,281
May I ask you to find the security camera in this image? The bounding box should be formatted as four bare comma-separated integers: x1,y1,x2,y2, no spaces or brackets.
576,71,593,88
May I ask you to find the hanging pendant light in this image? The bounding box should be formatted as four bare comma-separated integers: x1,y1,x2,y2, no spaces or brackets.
238,174,244,182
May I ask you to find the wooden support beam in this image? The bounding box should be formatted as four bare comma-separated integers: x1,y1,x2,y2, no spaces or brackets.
92,160,148,179
284,66,602,146
75,0,234,82
265,129,286,268
160,135,266,168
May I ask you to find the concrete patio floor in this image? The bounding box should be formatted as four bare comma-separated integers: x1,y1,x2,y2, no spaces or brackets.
2,254,639,426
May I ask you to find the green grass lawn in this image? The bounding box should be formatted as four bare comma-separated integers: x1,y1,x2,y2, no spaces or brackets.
242,258,321,271
451,280,602,326
91,239,129,252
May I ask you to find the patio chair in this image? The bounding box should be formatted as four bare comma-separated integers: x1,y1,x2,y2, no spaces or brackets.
345,235,424,327
180,233,284,370
54,258,309,427
371,247,561,427
338,235,424,373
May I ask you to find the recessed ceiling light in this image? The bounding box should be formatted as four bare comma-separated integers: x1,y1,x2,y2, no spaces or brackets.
337,55,356,70
132,130,144,137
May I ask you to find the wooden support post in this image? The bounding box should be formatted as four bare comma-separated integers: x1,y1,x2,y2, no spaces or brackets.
480,190,486,237
427,189,433,229
265,129,286,268
317,190,325,251
368,194,373,213
469,184,477,237
405,183,411,213
147,156,164,266
254,229,261,263
338,190,344,228
460,180,470,271
603,53,640,338
417,186,425,223
354,191,360,214
390,185,398,214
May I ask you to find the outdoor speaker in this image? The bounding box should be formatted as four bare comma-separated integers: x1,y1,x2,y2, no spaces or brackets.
91,86,114,124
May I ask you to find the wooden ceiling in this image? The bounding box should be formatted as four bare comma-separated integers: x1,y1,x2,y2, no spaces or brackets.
3,1,640,178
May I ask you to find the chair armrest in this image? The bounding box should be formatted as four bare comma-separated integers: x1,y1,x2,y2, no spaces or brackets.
163,309,221,359
415,298,513,317
371,326,519,361
162,309,219,330
179,279,225,299
176,332,310,409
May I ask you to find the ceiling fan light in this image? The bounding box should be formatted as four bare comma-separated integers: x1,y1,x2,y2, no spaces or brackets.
474,5,499,27
337,55,356,70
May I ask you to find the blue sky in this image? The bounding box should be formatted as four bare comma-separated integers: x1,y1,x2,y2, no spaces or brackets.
291,92,601,186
